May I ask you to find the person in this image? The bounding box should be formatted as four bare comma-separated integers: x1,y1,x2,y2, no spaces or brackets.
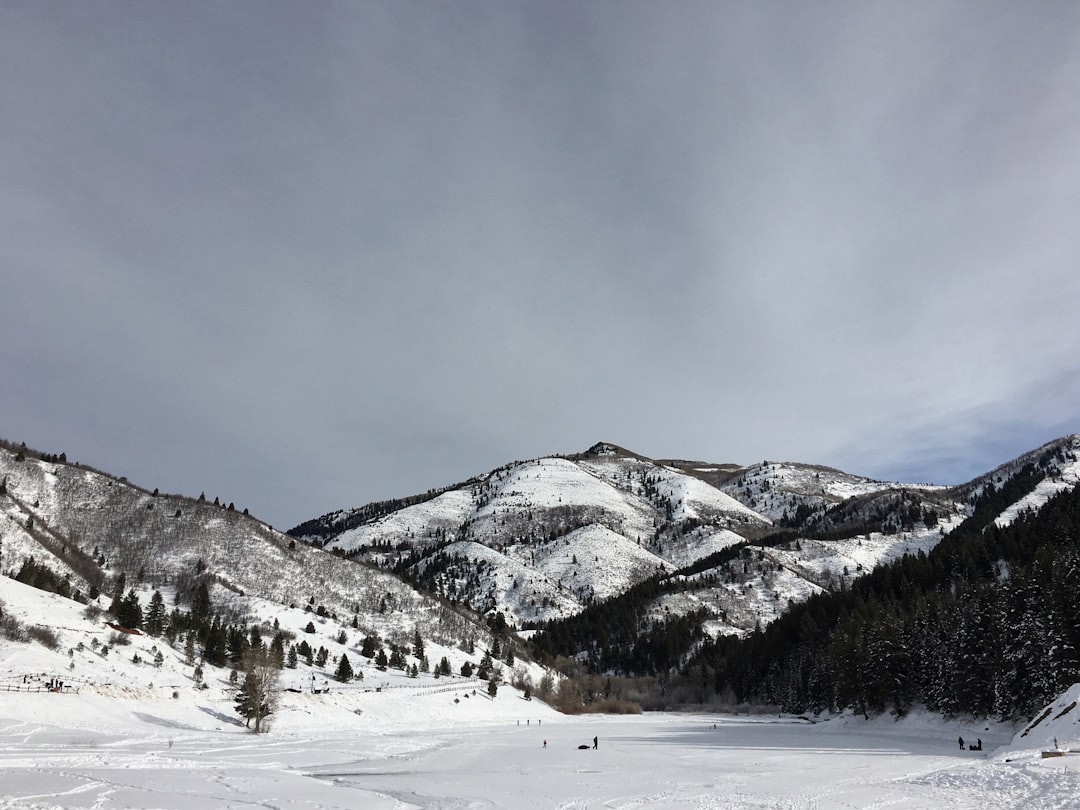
958,736,965,750
543,740,547,749
977,738,982,751
593,736,598,750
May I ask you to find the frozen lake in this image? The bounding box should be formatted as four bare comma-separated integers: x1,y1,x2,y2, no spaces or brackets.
2,707,1077,809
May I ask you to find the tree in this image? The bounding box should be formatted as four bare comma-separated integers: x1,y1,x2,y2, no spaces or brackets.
389,648,407,670
286,645,298,669
190,580,212,628
269,633,285,669
361,635,379,658
117,589,143,630
375,649,388,671
108,572,127,617
234,648,280,733
335,653,354,682
144,590,166,636
487,678,498,698
413,629,425,659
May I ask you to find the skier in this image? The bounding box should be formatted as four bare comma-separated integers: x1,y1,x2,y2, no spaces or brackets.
543,740,547,749
593,736,598,750
958,736,965,750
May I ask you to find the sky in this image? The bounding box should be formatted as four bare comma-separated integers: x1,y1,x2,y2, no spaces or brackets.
2,2,1080,530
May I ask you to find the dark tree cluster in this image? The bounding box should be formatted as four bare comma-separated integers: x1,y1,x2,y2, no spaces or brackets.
691,463,1080,720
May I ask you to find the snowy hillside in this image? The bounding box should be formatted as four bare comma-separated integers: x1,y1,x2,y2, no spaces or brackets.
714,459,902,522
4,560,1077,810
289,437,1080,648
994,435,1080,527
295,447,776,626
0,445,498,657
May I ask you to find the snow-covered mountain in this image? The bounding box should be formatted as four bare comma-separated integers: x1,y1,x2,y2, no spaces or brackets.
5,433,1079,671
290,436,1080,637
0,441,498,659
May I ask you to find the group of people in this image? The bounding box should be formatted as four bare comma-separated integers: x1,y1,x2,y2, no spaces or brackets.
958,736,982,751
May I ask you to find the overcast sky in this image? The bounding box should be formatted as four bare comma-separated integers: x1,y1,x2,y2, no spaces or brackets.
3,2,1080,529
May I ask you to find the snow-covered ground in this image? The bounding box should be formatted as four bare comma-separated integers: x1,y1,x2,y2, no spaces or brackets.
3,697,1079,809
4,569,1080,808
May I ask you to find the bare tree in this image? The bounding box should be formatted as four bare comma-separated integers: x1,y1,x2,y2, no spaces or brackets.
234,648,280,733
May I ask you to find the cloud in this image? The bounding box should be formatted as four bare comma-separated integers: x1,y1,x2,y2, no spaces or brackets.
2,3,1079,527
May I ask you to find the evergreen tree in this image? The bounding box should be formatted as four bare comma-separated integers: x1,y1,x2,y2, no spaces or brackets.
108,572,127,617
335,653,354,682
117,589,143,630
144,590,166,636
190,580,212,629
270,633,286,669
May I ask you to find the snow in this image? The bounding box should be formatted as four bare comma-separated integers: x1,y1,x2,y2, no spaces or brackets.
331,488,475,553
995,452,1080,528
5,554,1080,809
4,692,1080,809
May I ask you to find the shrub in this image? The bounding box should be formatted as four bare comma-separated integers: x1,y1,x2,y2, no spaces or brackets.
0,613,26,642
27,625,60,650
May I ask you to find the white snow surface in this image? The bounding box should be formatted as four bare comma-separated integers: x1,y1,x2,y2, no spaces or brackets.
995,443,1080,528
5,535,1080,809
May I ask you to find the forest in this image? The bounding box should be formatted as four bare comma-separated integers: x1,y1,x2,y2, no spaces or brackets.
535,458,1080,720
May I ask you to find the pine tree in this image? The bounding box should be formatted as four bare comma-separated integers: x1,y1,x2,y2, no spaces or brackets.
361,635,378,658
117,589,143,630
190,580,212,628
335,653,354,682
144,590,166,636
108,572,127,617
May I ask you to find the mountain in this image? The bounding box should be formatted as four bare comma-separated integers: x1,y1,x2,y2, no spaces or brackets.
6,431,1079,708
0,439,499,660
288,437,1080,652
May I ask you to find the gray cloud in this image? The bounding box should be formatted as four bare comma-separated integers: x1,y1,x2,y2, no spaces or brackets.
2,2,1079,528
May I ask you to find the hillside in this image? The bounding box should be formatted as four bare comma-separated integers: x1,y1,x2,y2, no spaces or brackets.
0,442,500,662
290,442,985,635
5,432,1079,712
